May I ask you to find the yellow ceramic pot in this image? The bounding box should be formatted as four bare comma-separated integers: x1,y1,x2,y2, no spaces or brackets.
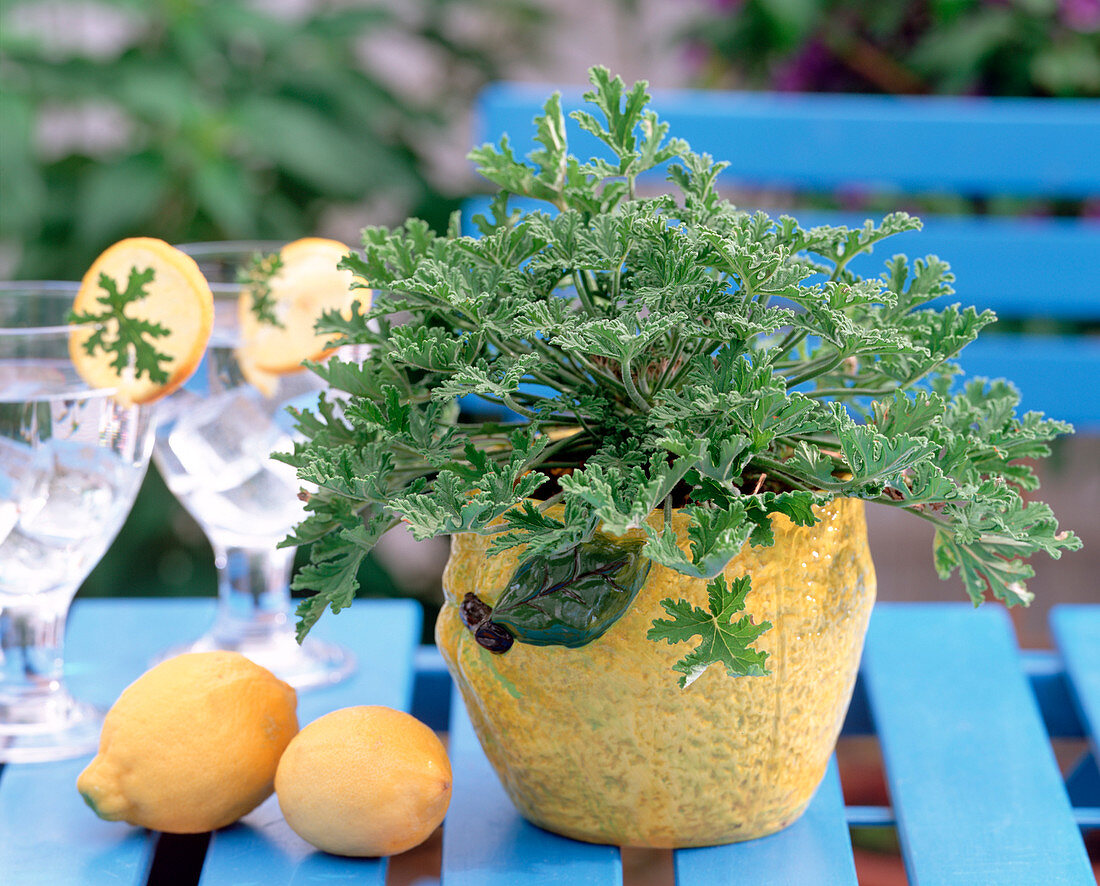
436,498,875,848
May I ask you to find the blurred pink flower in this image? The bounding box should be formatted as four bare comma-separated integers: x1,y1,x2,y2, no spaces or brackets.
1060,0,1100,31
773,40,832,92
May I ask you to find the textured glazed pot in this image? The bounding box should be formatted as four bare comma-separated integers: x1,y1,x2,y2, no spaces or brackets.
436,498,876,848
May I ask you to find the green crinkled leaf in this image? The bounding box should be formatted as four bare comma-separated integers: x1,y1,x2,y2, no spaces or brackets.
871,390,947,437
779,442,843,489
832,404,937,489
743,490,831,547
932,487,1082,607
644,503,754,579
558,443,703,535
488,498,601,560
648,575,772,687
291,516,392,641
429,354,544,402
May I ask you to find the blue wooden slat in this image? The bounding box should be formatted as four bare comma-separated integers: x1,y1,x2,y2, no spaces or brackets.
674,758,857,885
198,598,422,886
843,651,1089,740
846,806,896,827
477,84,1100,196
0,759,153,886
1024,650,1087,739
791,211,1100,321
954,334,1100,429
861,603,1093,885
441,686,622,885
1051,607,1100,764
0,598,213,886
1045,607,1100,820
412,644,453,732
0,599,422,886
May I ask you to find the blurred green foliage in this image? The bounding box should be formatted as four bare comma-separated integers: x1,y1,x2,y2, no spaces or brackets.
0,0,546,278
687,0,1100,96
0,0,544,604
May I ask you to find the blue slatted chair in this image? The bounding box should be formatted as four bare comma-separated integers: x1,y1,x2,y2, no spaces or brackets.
467,85,1100,429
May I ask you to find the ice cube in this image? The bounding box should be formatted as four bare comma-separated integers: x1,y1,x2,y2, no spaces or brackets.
167,389,286,493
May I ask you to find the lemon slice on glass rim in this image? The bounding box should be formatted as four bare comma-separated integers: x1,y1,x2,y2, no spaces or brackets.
69,238,215,405
235,238,367,392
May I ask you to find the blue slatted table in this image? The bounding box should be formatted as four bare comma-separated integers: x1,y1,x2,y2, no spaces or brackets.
1,599,1097,884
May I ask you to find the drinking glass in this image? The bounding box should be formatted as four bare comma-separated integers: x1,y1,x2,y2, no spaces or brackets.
151,242,355,689
0,282,155,763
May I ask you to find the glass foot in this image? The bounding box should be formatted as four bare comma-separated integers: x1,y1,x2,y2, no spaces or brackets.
0,695,103,764
153,630,356,692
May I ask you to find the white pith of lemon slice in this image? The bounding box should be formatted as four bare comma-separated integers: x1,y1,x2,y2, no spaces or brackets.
70,237,215,405
236,237,366,376
236,351,281,399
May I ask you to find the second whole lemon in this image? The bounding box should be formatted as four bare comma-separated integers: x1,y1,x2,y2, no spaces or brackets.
77,651,298,833
275,705,452,857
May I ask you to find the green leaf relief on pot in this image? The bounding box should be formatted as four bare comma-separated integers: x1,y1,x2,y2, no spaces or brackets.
471,534,652,651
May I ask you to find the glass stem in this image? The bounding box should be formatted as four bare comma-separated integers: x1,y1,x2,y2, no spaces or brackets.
209,544,296,647
0,590,74,725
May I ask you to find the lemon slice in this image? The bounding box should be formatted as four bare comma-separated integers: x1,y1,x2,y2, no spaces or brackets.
236,237,366,375
70,238,215,405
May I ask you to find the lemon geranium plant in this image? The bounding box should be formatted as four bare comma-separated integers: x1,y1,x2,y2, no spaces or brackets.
280,66,1079,686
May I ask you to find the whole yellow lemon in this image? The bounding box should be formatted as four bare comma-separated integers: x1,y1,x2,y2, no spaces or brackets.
77,651,298,833
274,706,452,857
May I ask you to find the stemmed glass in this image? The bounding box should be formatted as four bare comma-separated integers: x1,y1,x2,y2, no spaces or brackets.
151,242,355,690
0,282,156,763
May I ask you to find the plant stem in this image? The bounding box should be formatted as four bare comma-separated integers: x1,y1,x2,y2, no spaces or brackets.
537,492,565,512
501,395,542,420
784,351,850,388
620,355,651,413
651,330,684,396
775,327,809,359
573,271,598,315
570,352,630,394
807,386,896,399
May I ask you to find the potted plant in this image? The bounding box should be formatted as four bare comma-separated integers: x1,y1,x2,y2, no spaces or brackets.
281,67,1079,848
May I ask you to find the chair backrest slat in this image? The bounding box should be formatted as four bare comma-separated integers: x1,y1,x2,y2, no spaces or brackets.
478,84,1100,196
